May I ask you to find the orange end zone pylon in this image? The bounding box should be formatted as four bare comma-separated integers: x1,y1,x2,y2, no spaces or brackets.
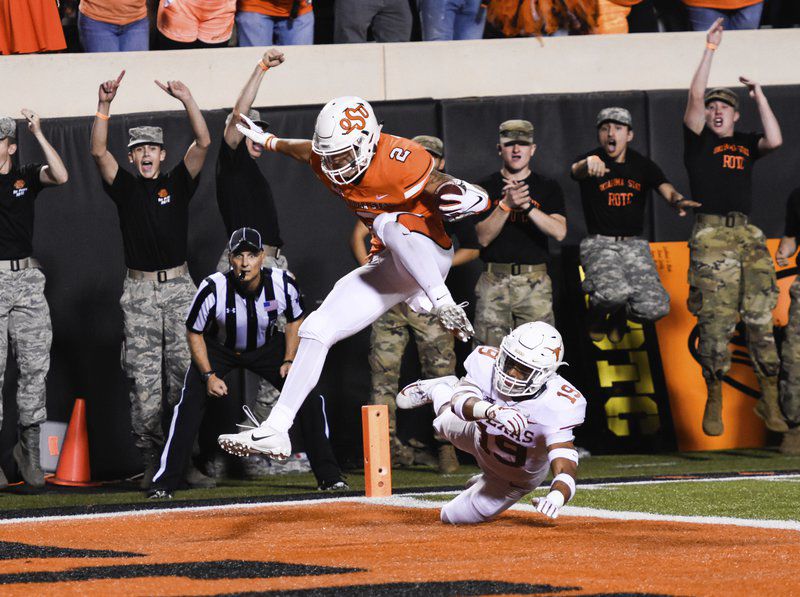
47,398,100,487
361,405,391,497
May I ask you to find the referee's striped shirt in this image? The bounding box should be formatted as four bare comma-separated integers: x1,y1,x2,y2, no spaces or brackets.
185,268,304,352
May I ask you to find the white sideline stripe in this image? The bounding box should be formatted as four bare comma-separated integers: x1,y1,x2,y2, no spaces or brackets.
365,495,800,532
3,474,799,528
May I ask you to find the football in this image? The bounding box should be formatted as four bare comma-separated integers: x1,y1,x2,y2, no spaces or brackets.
435,182,464,199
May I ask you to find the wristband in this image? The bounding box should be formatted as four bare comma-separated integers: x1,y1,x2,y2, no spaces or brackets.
522,202,535,215
201,370,215,383
95,112,110,121
471,400,493,420
706,42,717,51
281,359,294,365
258,59,270,72
551,472,576,502
498,201,512,213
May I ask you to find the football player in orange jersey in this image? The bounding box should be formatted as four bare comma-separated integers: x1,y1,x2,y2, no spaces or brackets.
218,50,489,461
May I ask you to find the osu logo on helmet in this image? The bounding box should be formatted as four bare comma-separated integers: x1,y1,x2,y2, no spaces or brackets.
339,105,369,133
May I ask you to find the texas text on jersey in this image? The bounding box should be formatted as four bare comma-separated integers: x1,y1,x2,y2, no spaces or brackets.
309,134,452,255
461,345,586,479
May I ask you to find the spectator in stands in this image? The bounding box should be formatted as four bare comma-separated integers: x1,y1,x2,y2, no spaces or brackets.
683,19,786,437
682,0,764,31
334,0,412,43
350,135,480,472
0,0,66,54
157,0,235,49
571,107,697,343
236,0,314,46
78,0,149,52
418,0,486,41
90,71,213,488
0,112,68,489
472,120,567,347
775,190,800,456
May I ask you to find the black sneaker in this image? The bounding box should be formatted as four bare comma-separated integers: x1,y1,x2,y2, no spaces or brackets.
318,479,349,491
147,488,173,500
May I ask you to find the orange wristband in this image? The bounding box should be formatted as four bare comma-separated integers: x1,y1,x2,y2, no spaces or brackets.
95,111,110,121
706,42,717,51
498,201,512,213
258,60,270,72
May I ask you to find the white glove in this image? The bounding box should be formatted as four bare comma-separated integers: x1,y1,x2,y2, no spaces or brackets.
532,490,565,519
438,180,489,222
486,404,528,436
236,113,272,146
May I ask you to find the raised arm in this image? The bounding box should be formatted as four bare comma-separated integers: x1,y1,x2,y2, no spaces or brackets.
90,70,124,185
739,77,782,155
237,116,313,163
685,18,723,134
155,80,211,179
21,110,68,186
224,49,285,149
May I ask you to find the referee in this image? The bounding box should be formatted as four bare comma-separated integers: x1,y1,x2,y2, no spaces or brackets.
149,228,344,497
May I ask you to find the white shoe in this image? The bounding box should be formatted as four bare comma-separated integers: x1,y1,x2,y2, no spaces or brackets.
397,379,440,410
434,302,474,343
217,406,292,461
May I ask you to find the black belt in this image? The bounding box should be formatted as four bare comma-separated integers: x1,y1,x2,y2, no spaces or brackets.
696,212,749,227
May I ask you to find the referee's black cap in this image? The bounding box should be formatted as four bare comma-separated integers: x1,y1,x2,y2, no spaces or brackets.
229,227,262,254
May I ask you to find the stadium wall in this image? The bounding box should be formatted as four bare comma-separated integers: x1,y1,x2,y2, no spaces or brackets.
1,30,800,117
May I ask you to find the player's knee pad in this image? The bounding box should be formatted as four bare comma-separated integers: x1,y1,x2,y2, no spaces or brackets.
298,311,338,348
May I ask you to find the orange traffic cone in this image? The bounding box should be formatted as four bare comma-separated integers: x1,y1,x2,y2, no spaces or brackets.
47,398,100,487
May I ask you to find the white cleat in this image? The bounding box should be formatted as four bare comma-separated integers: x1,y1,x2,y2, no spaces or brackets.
218,407,292,461
397,375,459,410
396,380,435,410
434,302,474,343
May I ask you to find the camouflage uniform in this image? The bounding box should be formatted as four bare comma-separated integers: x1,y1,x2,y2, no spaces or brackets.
473,265,554,348
370,302,456,438
216,248,289,422
780,276,800,425
121,273,196,453
687,217,780,387
0,266,52,429
580,236,670,321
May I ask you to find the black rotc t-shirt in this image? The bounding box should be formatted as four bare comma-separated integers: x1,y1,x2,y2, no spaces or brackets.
785,187,800,237
683,124,762,215
104,161,199,271
475,171,565,264
0,163,44,260
573,148,667,237
216,134,283,246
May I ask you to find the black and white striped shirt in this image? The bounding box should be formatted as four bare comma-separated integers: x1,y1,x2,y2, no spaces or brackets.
185,268,304,352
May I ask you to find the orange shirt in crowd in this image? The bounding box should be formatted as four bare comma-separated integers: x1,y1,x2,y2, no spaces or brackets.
681,0,762,8
157,0,236,44
237,0,313,18
0,0,66,54
79,0,148,26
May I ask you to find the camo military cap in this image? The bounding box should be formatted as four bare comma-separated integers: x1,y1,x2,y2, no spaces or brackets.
704,87,739,111
0,117,16,141
412,135,444,157
128,126,164,148
596,107,632,128
499,119,534,144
